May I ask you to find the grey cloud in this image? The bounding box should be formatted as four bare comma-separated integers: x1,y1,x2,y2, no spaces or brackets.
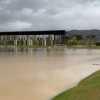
0,0,100,31
6,0,48,11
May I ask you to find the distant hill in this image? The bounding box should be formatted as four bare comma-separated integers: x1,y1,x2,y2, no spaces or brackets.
67,29,100,35
66,30,100,41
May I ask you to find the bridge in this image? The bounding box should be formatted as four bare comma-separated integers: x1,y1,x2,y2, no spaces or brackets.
0,30,66,47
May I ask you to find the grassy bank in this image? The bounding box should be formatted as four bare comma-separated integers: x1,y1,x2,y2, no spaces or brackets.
66,45,100,49
52,70,100,100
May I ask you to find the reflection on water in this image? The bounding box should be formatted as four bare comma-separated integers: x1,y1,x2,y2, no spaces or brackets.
0,48,100,100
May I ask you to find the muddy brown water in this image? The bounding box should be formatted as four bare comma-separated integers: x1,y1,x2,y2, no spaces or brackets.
0,48,100,100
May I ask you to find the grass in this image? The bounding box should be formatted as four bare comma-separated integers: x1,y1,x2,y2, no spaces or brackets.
52,70,100,100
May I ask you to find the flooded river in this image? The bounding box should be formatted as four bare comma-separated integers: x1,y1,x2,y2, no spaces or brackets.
0,48,100,100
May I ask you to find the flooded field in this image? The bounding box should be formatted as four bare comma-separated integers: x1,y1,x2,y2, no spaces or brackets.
0,48,100,100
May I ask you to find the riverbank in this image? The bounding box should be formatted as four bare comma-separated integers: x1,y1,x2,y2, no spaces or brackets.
66,45,100,49
52,70,100,100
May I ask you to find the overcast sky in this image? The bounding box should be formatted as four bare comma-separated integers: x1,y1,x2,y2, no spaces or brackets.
0,0,100,31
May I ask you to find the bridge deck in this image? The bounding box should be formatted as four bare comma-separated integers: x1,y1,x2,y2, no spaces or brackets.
0,30,66,35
